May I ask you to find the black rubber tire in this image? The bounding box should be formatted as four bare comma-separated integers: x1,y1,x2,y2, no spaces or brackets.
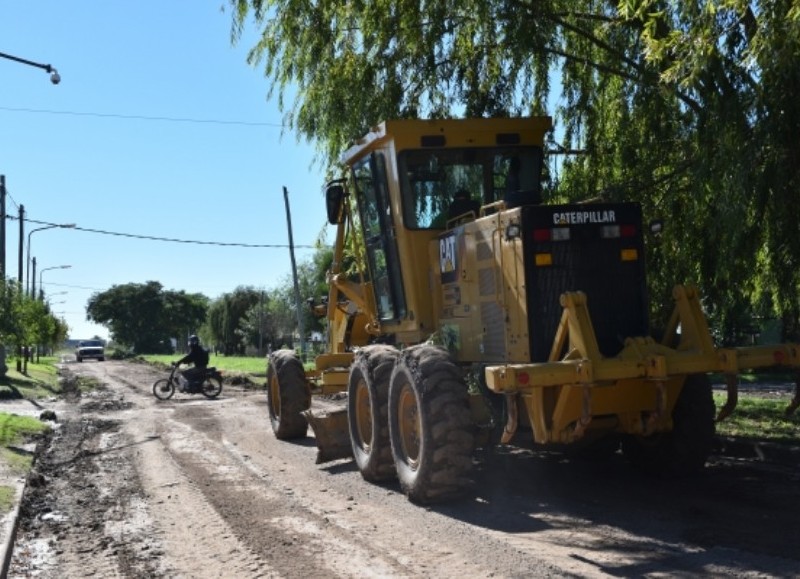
77,357,82,363
99,357,105,362
388,344,475,503
153,378,175,400
266,350,311,439
348,344,399,482
622,373,715,476
200,376,223,399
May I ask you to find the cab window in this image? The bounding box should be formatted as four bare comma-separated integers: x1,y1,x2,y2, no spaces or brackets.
398,146,544,229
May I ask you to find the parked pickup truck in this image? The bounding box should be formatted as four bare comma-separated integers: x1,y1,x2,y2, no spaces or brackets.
75,339,105,362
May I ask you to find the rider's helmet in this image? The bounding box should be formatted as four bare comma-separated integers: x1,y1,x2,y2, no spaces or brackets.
188,335,200,347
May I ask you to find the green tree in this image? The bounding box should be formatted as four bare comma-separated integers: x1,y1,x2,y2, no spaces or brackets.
86,282,208,353
264,283,299,349
205,286,264,355
239,292,272,355
0,279,67,364
0,279,21,348
230,0,800,342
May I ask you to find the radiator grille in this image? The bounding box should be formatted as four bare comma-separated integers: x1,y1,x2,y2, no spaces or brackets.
481,301,506,357
478,267,496,297
523,203,648,362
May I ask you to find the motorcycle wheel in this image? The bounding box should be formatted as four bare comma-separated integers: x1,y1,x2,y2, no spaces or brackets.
153,378,175,400
200,376,223,399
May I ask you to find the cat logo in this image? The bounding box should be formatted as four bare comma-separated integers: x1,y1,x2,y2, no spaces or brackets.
439,233,458,284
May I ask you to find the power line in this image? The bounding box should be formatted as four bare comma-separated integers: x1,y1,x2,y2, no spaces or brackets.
41,282,102,291
5,215,317,249
2,187,21,211
0,105,286,127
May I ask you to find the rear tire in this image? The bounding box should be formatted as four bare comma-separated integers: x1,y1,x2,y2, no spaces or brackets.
622,373,715,476
153,378,175,400
348,345,399,482
388,344,475,503
266,350,311,439
200,376,223,398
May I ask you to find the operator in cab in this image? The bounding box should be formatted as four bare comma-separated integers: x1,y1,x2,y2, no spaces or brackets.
174,334,209,392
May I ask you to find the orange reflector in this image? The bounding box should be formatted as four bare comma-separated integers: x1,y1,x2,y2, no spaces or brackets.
535,253,552,266
621,248,638,261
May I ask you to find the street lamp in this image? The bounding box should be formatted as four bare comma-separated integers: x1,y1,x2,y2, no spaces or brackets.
39,265,71,300
0,51,61,84
27,224,76,296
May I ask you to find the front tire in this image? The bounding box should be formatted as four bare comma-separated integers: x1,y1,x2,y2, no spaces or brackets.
266,350,311,439
622,373,715,476
388,344,475,503
153,378,175,400
348,345,399,482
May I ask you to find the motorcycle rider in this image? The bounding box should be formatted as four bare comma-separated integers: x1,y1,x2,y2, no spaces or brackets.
174,335,209,392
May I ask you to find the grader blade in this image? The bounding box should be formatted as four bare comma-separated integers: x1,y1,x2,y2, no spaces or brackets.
302,407,353,464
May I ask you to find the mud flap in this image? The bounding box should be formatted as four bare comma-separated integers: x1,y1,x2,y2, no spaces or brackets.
302,407,353,464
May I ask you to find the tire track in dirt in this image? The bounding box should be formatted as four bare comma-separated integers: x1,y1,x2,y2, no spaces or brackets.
161,404,412,577
132,410,276,578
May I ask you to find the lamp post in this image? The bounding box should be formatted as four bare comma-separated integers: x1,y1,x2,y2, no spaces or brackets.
26,224,76,296
39,265,71,301
0,52,60,375
0,51,61,84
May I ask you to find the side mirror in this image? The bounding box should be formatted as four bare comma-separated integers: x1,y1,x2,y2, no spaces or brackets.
325,182,347,225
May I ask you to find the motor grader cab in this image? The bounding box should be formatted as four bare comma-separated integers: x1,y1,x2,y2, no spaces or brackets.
266,117,800,504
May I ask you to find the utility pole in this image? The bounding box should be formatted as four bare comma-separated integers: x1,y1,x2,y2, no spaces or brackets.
1,175,6,283
283,186,307,361
0,175,6,377
15,205,24,371
17,204,24,289
259,290,265,356
31,257,37,300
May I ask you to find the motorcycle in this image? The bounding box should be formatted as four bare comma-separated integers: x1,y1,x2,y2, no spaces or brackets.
152,363,223,400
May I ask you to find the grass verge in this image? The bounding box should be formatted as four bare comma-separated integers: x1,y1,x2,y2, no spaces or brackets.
0,414,49,515
0,485,15,514
0,356,63,400
0,358,61,516
714,393,799,443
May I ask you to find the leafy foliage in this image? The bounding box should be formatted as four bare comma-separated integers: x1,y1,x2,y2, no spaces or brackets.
86,282,208,353
204,286,265,355
230,0,800,342
0,279,68,357
205,245,334,356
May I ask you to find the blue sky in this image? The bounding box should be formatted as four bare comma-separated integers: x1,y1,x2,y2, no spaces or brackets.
1,2,330,341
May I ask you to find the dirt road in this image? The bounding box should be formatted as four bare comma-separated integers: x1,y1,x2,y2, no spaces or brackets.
7,360,800,577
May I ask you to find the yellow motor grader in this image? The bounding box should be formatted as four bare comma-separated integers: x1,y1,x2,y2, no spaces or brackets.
266,117,800,504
